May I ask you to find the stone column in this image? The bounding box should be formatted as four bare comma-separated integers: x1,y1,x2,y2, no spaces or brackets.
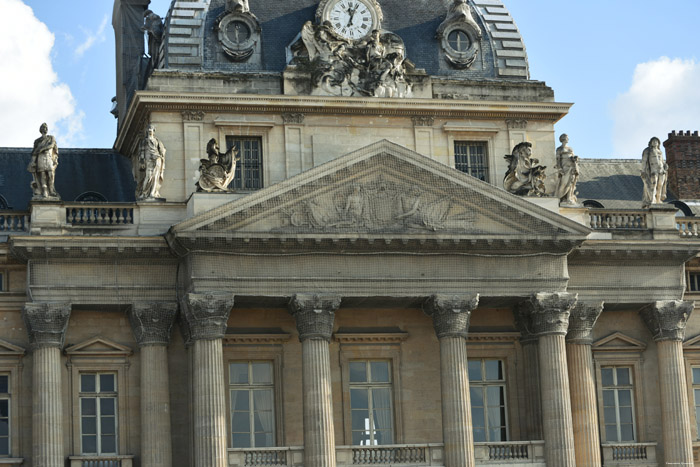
519,292,577,467
289,294,341,467
512,307,543,441
423,294,480,467
129,302,178,467
640,300,694,465
180,292,235,467
22,302,71,467
566,301,604,467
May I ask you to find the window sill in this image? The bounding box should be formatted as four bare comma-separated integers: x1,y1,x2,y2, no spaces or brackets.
0,459,24,465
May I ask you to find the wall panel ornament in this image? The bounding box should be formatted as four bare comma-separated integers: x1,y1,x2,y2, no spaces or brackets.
436,0,483,69
215,0,261,62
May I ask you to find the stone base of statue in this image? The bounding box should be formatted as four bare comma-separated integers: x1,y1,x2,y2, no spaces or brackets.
137,197,166,203
31,195,61,202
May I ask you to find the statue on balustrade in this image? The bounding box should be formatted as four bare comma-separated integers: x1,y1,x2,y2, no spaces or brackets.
28,122,60,200
503,142,547,197
135,124,166,201
554,134,579,205
641,136,668,206
196,138,239,192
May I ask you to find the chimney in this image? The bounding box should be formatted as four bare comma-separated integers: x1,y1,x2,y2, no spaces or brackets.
664,130,700,199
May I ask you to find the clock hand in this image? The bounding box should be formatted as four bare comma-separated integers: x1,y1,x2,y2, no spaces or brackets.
346,4,358,27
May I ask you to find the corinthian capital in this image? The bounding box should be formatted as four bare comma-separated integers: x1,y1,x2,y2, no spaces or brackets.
566,301,604,344
180,292,235,341
640,300,694,342
129,302,178,346
423,294,479,339
288,294,341,342
22,302,71,349
517,292,577,337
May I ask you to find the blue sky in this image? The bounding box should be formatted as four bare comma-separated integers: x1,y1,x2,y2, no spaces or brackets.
2,0,699,159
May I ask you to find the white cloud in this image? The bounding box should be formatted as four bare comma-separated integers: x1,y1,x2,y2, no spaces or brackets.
0,0,83,146
74,15,109,58
612,57,700,157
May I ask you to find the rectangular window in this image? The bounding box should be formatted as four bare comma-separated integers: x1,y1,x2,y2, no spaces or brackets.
79,373,118,455
0,375,9,456
693,367,700,438
229,361,275,448
468,359,507,442
601,366,636,442
0,271,4,292
454,141,489,182
349,360,394,446
688,272,700,292
226,137,263,190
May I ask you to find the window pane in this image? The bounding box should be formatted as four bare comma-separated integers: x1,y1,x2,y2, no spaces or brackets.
370,362,390,383
81,398,96,416
349,362,367,383
101,434,117,453
603,407,617,425
487,386,505,406
375,429,393,445
470,387,483,407
100,398,116,416
473,427,486,442
616,368,631,386
0,375,7,393
619,406,633,424
232,433,251,448
468,361,482,382
81,374,96,393
102,417,116,435
472,407,485,429
620,424,634,441
618,389,632,407
82,416,97,435
372,388,391,409
251,362,272,385
352,431,367,446
484,360,503,381
100,374,115,392
352,410,369,431
489,427,505,442
0,419,8,436
605,425,618,442
693,367,700,384
0,399,7,418
230,363,249,384
487,407,503,429
602,390,615,407
82,435,97,454
351,389,368,410
601,368,614,386
255,432,273,448
232,411,251,432
232,390,250,411
0,437,8,456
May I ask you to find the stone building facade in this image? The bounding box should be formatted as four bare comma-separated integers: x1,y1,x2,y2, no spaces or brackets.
1,1,700,467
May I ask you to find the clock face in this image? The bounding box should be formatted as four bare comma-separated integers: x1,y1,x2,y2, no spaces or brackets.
327,0,375,40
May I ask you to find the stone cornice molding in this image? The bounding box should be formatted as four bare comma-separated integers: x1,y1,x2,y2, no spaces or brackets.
129,302,179,346
22,302,71,349
288,294,341,342
640,300,694,342
423,294,479,339
566,301,604,344
333,332,409,344
517,292,577,337
180,292,235,342
223,333,292,345
467,332,520,343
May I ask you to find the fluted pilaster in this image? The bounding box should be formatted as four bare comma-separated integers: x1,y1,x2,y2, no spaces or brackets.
289,294,340,467
22,302,70,467
424,294,479,467
641,300,694,465
129,302,178,467
566,301,603,467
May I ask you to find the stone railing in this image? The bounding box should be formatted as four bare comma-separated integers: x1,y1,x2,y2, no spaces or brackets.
601,443,657,466
65,203,135,227
474,441,544,462
587,210,648,230
68,456,134,467
339,444,442,465
228,447,303,467
0,211,30,233
677,217,700,237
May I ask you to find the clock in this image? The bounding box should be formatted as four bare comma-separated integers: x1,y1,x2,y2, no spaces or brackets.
320,0,382,41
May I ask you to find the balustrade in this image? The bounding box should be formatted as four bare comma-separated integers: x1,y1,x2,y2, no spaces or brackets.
65,204,134,226
601,443,657,466
350,445,427,464
677,217,700,237
0,211,29,232
587,210,647,230
68,456,133,467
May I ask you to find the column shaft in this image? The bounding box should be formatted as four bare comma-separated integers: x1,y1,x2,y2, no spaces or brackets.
520,340,543,440
657,340,693,464
301,338,336,467
440,336,475,467
32,347,63,467
141,345,173,467
566,342,601,467
193,339,228,467
539,334,576,466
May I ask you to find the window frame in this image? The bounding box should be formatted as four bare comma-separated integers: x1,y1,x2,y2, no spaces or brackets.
682,335,700,440
443,127,497,185
0,339,25,459
78,372,119,455
468,358,509,443
0,374,8,457
347,360,395,446
228,361,277,448
216,122,273,192
453,141,490,182
599,366,637,443
225,136,264,191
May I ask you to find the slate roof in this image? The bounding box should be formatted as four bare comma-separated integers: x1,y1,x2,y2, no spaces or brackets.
576,159,646,209
0,148,135,211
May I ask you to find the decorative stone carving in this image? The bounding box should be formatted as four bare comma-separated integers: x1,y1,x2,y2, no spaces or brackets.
134,124,166,201
196,138,239,193
180,292,235,341
503,142,547,197
28,123,60,200
566,301,603,344
518,293,577,337
282,112,305,125
22,302,71,349
142,10,164,60
412,116,434,127
423,294,479,339
436,0,482,70
215,1,261,62
641,136,668,206
129,302,178,346
288,294,341,342
640,300,694,342
506,119,528,130
316,0,384,38
282,176,476,232
181,110,206,121
513,305,537,343
555,134,580,205
297,21,413,98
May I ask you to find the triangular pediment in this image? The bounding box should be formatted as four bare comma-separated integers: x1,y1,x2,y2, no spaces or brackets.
592,332,647,352
65,336,132,357
684,334,700,351
0,338,25,356
171,141,590,243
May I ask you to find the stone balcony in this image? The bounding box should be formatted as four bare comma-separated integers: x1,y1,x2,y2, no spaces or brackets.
67,456,134,467
600,443,657,467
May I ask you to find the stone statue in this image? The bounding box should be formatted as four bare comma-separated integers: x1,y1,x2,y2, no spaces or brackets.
196,138,239,192
142,10,164,59
503,142,547,197
641,136,668,205
555,134,579,205
28,123,60,200
226,0,250,13
437,0,481,36
135,124,166,200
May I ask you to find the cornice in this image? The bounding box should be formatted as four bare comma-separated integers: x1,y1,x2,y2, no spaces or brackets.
467,332,520,343
9,236,174,261
223,333,292,345
569,240,700,264
334,332,409,344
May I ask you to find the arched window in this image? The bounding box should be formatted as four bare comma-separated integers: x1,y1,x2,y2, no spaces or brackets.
0,195,8,210
583,200,605,209
669,200,693,217
75,192,107,202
